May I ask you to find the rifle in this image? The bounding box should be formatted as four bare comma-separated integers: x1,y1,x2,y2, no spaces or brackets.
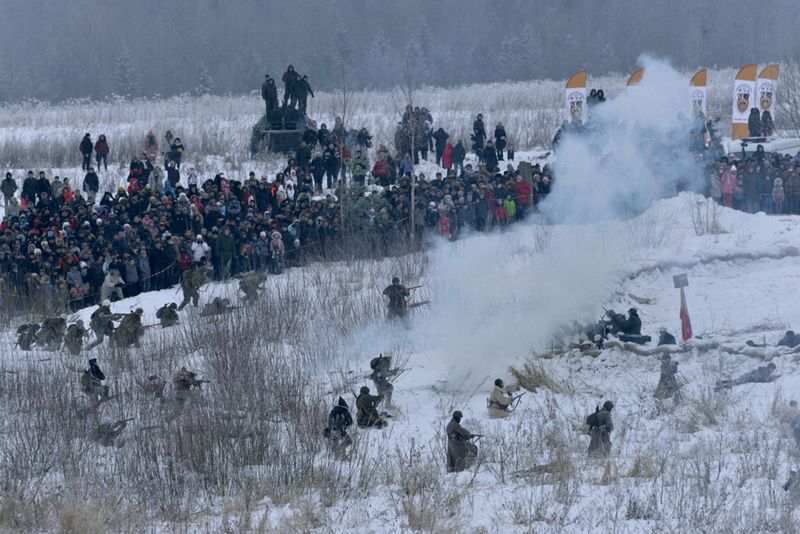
407,285,423,291
509,392,526,412
470,434,485,441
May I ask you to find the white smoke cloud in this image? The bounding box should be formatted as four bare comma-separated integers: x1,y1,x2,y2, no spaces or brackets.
413,57,702,376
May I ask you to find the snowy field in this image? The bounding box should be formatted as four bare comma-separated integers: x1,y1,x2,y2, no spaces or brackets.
0,67,738,170
3,194,800,532
4,64,800,533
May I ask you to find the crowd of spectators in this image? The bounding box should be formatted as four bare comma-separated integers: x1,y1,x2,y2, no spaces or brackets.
0,119,550,315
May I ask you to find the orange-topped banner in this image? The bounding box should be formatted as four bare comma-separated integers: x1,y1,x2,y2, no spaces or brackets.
732,64,757,139
564,70,587,123
627,68,644,86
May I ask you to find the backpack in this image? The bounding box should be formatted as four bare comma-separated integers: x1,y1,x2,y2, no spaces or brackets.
586,407,601,429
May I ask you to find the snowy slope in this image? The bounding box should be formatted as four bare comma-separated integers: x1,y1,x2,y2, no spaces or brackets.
5,194,800,533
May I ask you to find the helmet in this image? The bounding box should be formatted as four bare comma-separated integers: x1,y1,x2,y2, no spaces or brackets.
392,277,400,285
359,386,370,395
629,308,638,315
494,378,503,388
452,410,463,420
169,303,177,309
134,308,143,315
602,400,614,411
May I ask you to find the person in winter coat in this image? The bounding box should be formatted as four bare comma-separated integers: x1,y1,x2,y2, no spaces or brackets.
482,141,498,173
170,138,185,169
452,141,466,175
191,234,210,264
1,172,16,207
748,108,762,137
371,154,391,186
282,65,300,108
720,166,738,208
587,400,614,458
432,127,449,166
295,75,314,113
446,410,478,472
80,133,93,170
773,177,785,214
761,110,775,137
487,378,515,419
100,268,124,302
261,75,279,112
322,143,340,189
215,226,236,279
21,171,38,206
144,130,159,162
324,396,353,456
94,134,109,171
472,114,486,154
494,123,507,161
166,161,180,188
442,142,454,171
350,149,369,184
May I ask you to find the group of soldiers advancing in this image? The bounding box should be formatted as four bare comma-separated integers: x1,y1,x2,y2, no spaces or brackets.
78,356,208,446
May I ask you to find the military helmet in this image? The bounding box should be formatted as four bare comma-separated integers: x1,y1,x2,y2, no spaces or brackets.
359,386,370,395
134,308,143,315
452,410,463,420
629,308,638,315
787,330,795,337
494,378,503,388
602,400,614,411
392,277,400,284
169,303,177,309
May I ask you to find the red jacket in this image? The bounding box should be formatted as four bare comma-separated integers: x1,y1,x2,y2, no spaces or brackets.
372,160,390,178
442,143,453,170
512,180,531,206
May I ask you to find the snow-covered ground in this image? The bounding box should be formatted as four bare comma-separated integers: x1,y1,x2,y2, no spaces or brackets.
4,193,800,532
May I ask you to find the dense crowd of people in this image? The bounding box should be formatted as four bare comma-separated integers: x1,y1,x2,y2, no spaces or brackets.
0,110,550,314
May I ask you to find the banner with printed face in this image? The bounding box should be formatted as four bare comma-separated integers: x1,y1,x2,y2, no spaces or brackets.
689,68,707,117
756,64,779,119
565,70,587,123
732,64,757,139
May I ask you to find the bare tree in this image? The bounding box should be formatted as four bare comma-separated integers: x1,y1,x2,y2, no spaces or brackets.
780,56,800,136
391,50,420,243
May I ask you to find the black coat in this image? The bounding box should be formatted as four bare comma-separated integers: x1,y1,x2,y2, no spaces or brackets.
328,405,353,431
1,177,17,196
452,143,466,164
80,136,93,155
432,128,449,151
83,172,100,193
494,127,507,150
473,119,486,140
482,146,498,171
22,177,39,201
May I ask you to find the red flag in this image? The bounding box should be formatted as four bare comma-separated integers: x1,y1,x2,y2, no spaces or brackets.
680,287,693,341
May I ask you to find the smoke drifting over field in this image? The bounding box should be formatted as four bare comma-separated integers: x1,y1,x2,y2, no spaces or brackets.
417,58,700,376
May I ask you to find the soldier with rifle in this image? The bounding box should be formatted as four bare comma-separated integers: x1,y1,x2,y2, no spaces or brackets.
64,319,88,356
355,386,387,428
112,308,145,348
446,410,480,472
369,353,406,406
383,277,413,319
239,271,266,302
37,316,66,350
654,354,682,401
173,366,209,407
200,297,234,317
156,302,179,328
178,265,210,311
16,322,40,351
487,378,525,419
323,396,354,457
93,415,131,447
81,358,109,405
86,300,122,350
